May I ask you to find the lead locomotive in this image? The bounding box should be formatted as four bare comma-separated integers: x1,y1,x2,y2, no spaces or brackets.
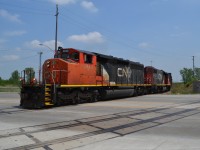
20,47,172,108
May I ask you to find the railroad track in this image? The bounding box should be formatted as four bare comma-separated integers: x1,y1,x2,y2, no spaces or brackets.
1,100,200,150
0,106,35,115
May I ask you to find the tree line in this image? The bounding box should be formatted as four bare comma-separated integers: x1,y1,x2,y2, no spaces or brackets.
180,67,200,86
0,67,199,86
0,68,35,86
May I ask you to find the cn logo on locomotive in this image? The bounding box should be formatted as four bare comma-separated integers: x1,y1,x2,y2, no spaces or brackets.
117,67,132,79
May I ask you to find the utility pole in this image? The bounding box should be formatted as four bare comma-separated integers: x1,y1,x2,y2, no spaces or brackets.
192,56,195,77
38,51,43,84
55,4,59,52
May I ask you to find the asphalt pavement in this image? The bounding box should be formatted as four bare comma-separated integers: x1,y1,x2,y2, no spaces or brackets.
0,93,200,150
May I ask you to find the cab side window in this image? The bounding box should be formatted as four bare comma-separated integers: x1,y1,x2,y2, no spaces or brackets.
71,52,79,61
84,54,92,64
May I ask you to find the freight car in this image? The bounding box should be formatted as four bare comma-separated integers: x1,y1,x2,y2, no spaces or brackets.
20,47,172,108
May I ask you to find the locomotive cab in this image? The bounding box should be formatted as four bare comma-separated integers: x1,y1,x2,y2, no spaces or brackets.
43,47,97,85
41,48,100,106
54,47,80,63
54,47,95,64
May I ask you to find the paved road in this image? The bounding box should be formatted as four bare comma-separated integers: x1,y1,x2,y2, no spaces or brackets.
0,93,200,150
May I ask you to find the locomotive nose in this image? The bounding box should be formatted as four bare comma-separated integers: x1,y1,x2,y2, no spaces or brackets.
43,58,69,85
45,60,51,68
43,59,60,84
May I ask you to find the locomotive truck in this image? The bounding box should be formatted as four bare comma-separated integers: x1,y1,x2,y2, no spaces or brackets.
20,47,172,108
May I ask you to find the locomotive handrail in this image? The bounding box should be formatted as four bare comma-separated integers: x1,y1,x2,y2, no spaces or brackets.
51,69,68,92
43,69,68,103
52,69,68,84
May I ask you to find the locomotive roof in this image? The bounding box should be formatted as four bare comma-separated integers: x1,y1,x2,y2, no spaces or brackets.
78,49,96,56
93,52,144,67
66,48,96,56
145,66,170,74
67,48,144,67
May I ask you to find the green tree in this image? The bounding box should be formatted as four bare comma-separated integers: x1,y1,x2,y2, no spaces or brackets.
0,76,3,85
194,68,200,80
180,68,194,85
9,70,20,85
180,67,200,86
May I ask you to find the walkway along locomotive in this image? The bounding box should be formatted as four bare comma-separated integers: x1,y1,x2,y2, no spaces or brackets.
20,47,172,108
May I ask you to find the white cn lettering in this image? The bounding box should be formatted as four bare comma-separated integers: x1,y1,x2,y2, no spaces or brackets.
117,67,132,79
117,68,123,77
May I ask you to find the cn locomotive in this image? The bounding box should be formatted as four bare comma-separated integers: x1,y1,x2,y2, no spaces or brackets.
20,47,172,108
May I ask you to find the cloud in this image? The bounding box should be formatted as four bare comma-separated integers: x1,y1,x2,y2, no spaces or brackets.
2,55,20,61
25,40,63,51
26,40,41,48
68,32,104,44
138,42,152,49
0,9,21,23
48,0,98,12
5,30,26,37
42,40,63,50
49,0,77,5
81,1,98,12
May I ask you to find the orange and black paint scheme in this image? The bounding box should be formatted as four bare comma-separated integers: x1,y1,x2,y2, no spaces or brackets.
20,47,172,108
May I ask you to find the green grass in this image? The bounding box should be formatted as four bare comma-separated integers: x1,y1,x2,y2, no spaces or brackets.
0,86,20,92
171,82,194,94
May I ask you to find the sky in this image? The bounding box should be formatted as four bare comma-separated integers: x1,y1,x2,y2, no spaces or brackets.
1,0,200,82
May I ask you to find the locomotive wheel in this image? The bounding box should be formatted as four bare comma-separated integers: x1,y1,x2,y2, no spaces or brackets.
72,98,77,105
133,90,138,97
72,97,79,105
89,94,98,103
72,91,80,105
55,99,62,106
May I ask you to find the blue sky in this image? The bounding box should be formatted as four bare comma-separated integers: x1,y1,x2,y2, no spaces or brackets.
1,0,200,82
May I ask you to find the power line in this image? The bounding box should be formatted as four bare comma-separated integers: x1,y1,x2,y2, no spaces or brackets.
59,14,170,57
0,1,177,58
0,1,192,60
0,54,38,63
58,10,174,57
0,1,53,16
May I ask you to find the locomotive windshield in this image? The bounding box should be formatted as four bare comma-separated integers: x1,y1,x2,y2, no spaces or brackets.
55,48,79,62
